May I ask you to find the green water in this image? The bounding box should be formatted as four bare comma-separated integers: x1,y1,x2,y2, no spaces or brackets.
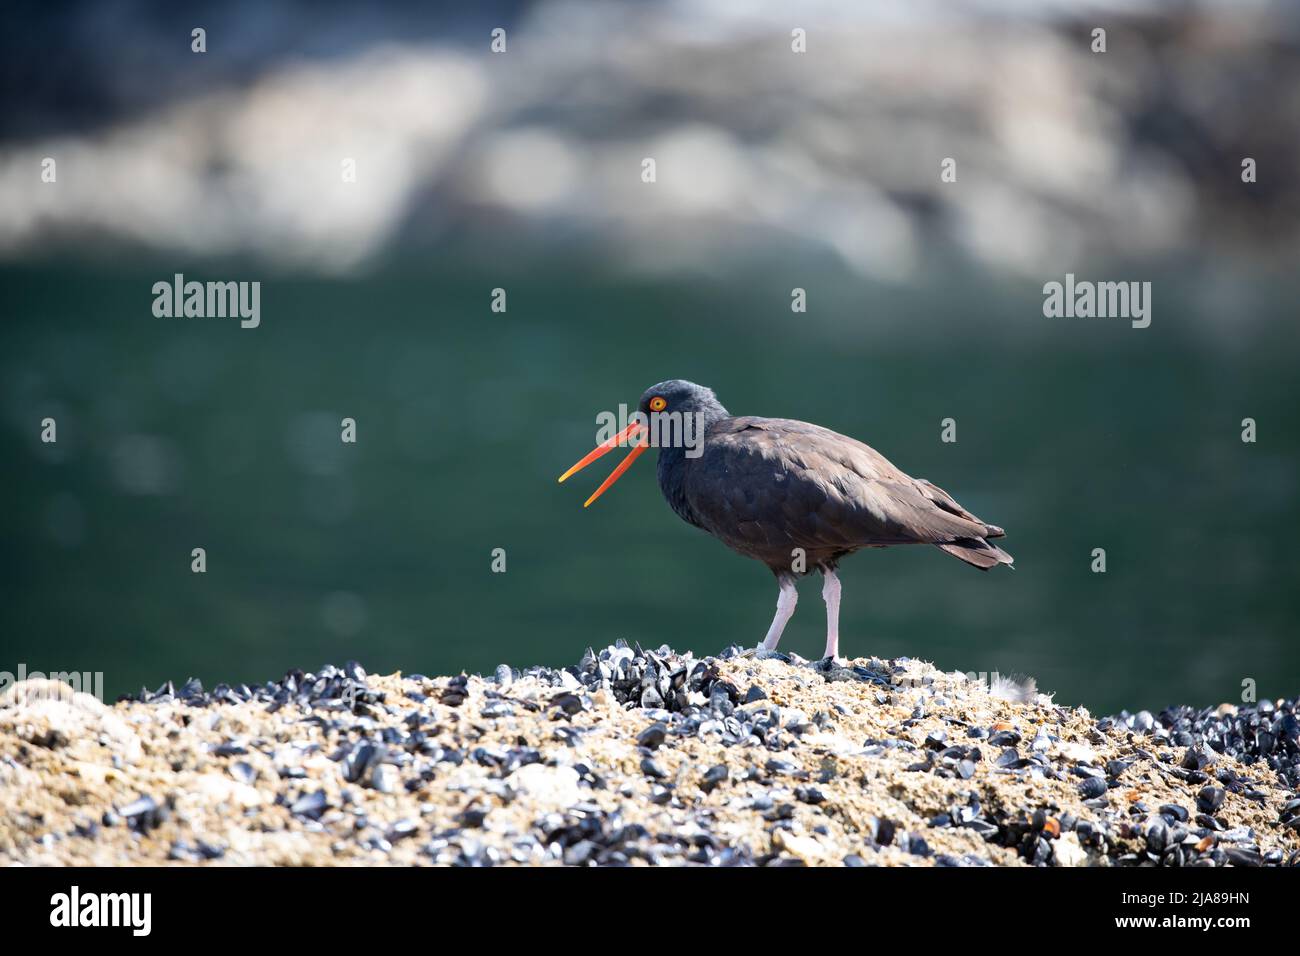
2,259,1297,713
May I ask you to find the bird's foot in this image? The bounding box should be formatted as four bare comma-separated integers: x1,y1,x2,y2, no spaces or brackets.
812,654,852,675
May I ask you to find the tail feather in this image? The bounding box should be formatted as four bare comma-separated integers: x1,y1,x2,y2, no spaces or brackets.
936,537,1014,570
914,479,1012,569
916,479,1005,539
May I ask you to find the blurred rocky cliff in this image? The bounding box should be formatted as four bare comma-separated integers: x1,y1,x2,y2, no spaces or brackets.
2,0,1297,280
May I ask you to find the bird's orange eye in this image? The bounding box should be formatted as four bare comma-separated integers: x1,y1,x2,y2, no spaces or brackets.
649,397,667,412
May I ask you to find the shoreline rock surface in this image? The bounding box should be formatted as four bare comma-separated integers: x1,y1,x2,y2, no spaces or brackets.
2,645,1297,866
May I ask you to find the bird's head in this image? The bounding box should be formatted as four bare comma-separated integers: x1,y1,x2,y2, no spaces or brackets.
635,379,727,419
559,379,728,507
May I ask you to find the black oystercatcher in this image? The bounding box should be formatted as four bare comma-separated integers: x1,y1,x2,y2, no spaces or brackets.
559,380,1012,659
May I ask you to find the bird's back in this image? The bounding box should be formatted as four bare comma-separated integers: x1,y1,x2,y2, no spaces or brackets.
670,416,1011,571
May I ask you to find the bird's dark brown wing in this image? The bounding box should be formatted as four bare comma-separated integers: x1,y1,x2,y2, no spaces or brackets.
682,417,1009,568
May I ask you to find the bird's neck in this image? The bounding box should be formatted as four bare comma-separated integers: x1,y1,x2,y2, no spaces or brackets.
654,408,729,528
653,404,728,464
655,444,698,527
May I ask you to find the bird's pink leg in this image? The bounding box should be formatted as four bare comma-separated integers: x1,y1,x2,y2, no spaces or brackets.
821,569,841,660
760,578,798,651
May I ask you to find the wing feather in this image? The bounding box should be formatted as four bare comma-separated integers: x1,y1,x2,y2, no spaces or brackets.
681,417,1007,564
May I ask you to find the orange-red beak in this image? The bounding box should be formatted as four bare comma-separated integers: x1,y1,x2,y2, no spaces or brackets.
558,421,649,507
